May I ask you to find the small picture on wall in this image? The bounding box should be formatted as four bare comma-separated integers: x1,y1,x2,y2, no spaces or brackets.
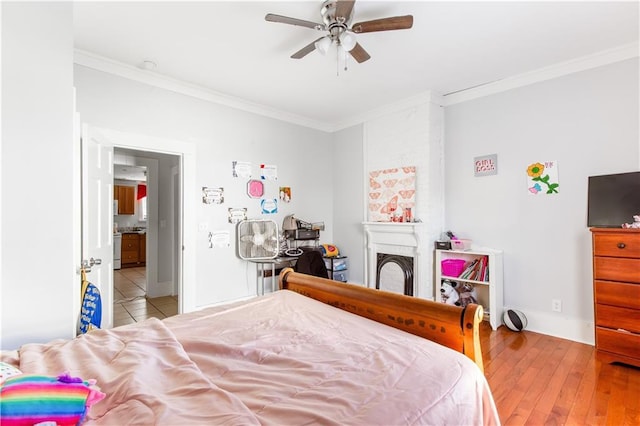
260,164,278,180
228,208,247,224
279,187,291,203
247,180,264,198
232,161,252,178
261,198,278,214
474,154,498,177
527,161,559,195
202,187,224,204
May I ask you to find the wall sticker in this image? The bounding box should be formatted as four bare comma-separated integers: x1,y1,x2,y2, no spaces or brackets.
527,161,559,195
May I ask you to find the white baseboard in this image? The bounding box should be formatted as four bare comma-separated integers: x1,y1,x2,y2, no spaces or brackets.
510,307,594,346
146,281,174,298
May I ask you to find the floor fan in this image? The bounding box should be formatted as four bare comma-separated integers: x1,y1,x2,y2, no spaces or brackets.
236,219,279,260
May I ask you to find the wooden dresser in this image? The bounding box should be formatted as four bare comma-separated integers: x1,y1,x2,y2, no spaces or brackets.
590,228,640,367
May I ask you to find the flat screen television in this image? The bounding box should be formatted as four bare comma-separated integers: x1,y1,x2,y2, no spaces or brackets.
587,171,640,227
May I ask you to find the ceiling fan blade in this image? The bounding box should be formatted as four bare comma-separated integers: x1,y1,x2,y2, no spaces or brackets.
351,15,413,33
265,13,326,31
291,37,325,59
335,0,355,22
349,43,371,63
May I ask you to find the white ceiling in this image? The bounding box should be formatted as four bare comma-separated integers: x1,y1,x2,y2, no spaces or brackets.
73,1,639,130
114,164,147,181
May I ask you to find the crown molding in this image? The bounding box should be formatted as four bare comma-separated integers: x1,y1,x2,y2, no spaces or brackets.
443,42,639,106
75,42,638,133
73,49,333,132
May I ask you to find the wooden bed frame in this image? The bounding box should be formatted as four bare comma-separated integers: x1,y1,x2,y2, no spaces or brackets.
279,268,484,372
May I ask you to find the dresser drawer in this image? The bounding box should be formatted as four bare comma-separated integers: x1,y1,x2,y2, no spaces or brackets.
596,304,640,334
596,327,640,360
595,281,640,309
593,233,640,258
594,257,640,283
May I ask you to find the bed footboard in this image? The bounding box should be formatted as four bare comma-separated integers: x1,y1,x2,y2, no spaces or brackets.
279,268,484,372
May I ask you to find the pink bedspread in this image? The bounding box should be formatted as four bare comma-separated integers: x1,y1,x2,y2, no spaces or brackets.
3,290,500,425
165,290,500,425
10,318,259,425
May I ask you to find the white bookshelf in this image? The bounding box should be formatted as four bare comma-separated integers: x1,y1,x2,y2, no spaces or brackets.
435,248,504,330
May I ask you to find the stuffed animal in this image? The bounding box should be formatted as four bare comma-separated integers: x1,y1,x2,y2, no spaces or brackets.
622,215,640,229
456,282,478,308
440,280,460,305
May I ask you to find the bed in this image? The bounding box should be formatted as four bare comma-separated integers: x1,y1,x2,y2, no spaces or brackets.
1,268,500,425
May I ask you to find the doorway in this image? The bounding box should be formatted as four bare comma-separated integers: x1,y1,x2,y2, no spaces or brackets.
112,148,179,326
80,124,197,328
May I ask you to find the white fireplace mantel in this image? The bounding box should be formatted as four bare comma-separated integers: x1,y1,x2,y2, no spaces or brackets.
363,222,431,300
363,222,423,249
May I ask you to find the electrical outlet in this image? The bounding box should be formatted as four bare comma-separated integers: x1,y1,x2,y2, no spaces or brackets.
552,299,562,312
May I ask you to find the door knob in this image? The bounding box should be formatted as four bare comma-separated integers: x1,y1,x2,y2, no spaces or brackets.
81,257,102,272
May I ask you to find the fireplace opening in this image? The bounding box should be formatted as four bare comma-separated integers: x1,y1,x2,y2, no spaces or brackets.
376,253,414,296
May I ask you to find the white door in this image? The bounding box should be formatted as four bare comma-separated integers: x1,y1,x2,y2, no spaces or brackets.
81,124,114,329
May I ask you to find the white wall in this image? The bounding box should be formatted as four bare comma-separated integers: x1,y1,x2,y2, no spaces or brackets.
444,58,639,343
73,66,334,308
1,3,75,349
331,125,365,284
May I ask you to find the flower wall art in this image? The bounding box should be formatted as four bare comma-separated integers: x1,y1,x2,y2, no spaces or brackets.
527,161,559,195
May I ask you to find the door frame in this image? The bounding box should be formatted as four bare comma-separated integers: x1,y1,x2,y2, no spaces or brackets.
77,125,196,318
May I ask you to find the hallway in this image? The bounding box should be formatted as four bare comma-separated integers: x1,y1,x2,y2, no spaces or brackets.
113,267,178,327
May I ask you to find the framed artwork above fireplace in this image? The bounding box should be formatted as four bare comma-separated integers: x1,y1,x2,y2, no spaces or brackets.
368,166,416,222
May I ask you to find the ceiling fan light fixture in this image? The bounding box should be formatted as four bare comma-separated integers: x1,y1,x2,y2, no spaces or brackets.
339,32,357,51
315,36,332,55
266,1,414,66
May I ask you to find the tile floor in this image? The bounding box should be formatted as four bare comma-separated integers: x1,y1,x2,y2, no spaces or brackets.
113,266,178,327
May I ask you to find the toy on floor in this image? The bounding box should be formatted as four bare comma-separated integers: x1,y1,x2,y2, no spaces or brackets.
456,282,478,308
503,309,528,331
440,280,459,305
622,215,640,229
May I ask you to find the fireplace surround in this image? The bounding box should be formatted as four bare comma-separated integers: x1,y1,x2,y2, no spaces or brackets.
376,253,414,296
363,222,431,300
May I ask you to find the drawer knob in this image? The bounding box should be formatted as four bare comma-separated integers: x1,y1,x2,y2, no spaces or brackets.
617,242,626,249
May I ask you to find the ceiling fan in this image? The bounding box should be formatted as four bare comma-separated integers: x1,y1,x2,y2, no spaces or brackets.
265,0,413,64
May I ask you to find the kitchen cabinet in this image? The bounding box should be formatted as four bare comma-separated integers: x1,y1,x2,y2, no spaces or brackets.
121,233,139,266
121,233,145,267
114,185,135,215
140,234,146,263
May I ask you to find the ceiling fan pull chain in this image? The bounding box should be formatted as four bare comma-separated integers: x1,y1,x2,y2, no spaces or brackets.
344,48,349,72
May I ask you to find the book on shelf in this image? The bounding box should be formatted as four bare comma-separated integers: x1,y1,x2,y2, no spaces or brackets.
459,256,489,281
458,259,477,279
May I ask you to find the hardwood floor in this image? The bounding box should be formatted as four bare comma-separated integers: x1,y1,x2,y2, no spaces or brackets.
481,323,640,425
